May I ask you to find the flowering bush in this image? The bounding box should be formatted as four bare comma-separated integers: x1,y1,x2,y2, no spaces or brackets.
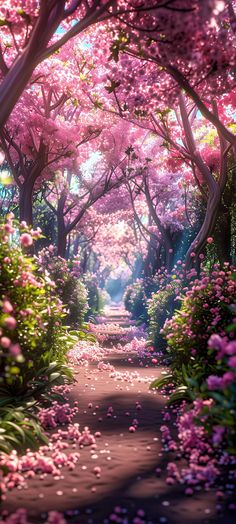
0,216,87,452
37,247,88,328
0,216,73,396
199,333,236,453
163,264,236,384
165,332,236,488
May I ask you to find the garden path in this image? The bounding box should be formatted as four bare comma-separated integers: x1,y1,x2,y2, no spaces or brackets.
1,307,234,524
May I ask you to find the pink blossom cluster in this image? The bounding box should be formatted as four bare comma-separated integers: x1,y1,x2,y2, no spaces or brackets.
0,420,97,493
0,297,22,357
68,341,108,365
38,402,78,429
97,361,115,372
0,213,16,242
1,215,42,248
109,369,141,383
161,400,220,488
208,335,236,371
51,424,96,447
0,444,81,491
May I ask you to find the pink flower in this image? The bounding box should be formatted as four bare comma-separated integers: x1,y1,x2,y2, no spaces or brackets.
0,151,5,164
207,237,214,244
20,233,33,247
46,511,66,524
228,356,236,368
4,316,17,330
4,223,15,234
222,371,235,388
225,341,236,355
9,343,21,357
2,299,13,313
0,336,11,348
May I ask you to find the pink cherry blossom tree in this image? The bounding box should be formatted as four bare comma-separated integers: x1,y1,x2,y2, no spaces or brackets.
0,52,102,224
42,131,144,257
0,0,213,128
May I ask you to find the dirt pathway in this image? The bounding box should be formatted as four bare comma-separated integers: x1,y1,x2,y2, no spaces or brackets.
1,307,234,524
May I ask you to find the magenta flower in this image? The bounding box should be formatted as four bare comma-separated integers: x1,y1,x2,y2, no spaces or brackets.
228,356,236,368
207,375,223,390
225,341,236,355
222,371,235,387
9,343,21,357
208,334,225,351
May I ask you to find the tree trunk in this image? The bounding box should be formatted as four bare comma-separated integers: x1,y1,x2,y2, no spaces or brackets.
19,181,34,225
73,235,80,256
57,216,67,258
56,188,68,258
185,187,221,270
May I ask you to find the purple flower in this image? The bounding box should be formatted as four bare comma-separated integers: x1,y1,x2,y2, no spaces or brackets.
207,375,223,390
212,426,225,446
208,334,225,351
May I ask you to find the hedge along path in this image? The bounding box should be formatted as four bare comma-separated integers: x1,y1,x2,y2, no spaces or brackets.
0,306,233,524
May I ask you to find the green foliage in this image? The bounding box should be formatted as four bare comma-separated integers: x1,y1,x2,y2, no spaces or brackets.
82,273,102,319
148,280,180,349
109,31,130,62
0,404,48,454
33,197,57,250
124,279,149,323
150,373,174,390
124,274,170,325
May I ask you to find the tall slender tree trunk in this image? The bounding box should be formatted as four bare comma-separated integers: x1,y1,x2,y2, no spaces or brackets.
57,188,68,258
57,215,67,258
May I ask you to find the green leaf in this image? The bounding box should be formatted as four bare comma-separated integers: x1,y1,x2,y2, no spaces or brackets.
150,374,173,389
49,372,61,382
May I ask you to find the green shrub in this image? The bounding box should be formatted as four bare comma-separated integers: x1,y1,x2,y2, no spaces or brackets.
0,404,48,454
37,249,88,328
82,273,102,319
148,281,180,349
124,279,148,323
